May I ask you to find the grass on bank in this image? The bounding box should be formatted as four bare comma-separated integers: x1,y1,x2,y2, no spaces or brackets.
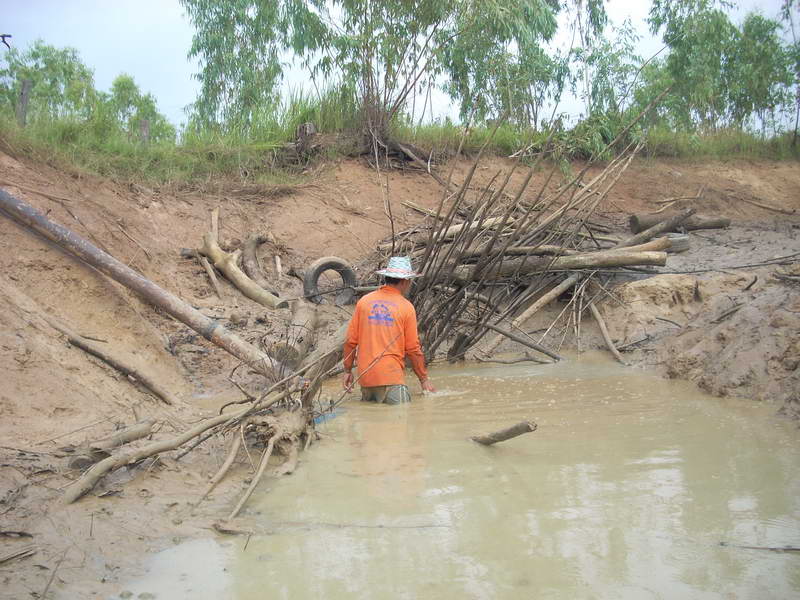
0,103,797,186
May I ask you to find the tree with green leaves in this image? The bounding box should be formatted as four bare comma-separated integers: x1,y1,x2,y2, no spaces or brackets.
648,0,793,132
0,39,97,120
180,0,568,139
108,74,176,142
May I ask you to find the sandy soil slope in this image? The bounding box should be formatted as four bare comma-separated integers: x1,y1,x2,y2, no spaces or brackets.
0,149,798,598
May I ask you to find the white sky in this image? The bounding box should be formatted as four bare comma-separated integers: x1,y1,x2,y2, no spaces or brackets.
2,0,788,127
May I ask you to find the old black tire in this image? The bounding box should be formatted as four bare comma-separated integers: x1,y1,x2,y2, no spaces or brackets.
303,256,358,305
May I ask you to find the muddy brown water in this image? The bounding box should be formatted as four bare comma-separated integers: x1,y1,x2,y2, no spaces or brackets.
115,353,800,599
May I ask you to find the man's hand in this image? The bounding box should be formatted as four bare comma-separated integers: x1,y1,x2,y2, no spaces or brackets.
421,379,436,394
343,370,354,392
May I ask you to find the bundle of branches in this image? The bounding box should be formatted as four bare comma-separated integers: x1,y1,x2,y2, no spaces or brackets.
373,94,683,364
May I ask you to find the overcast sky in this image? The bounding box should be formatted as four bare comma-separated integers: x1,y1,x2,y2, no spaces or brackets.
2,0,788,127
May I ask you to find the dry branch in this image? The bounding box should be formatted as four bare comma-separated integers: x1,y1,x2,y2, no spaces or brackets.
453,250,668,282
589,303,627,366
60,386,296,504
1,275,178,405
199,256,224,299
472,421,537,445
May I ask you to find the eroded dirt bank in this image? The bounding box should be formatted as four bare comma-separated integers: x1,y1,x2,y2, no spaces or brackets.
0,151,798,597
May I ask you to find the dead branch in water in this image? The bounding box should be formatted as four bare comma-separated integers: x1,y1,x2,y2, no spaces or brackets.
472,421,538,445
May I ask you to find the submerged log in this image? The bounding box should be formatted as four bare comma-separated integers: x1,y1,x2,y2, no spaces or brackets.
472,421,538,445
0,189,277,377
629,212,730,234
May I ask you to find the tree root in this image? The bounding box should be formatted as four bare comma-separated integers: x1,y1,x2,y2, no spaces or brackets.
61,387,294,504
196,431,243,507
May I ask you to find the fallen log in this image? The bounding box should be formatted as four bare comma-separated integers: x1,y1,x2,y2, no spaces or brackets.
454,250,667,282
629,212,730,234
617,209,696,248
200,233,289,310
0,189,278,377
472,421,537,445
67,420,155,470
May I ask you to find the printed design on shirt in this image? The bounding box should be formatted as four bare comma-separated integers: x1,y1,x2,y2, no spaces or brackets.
367,301,397,326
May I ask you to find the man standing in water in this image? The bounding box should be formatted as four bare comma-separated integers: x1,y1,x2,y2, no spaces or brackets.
343,256,435,403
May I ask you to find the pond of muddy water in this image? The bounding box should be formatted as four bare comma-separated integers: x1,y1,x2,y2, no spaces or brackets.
116,353,800,599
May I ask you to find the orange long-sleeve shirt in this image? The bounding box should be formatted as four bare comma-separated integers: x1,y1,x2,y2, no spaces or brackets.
343,285,428,388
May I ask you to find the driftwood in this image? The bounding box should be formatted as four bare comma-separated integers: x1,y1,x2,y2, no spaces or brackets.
199,256,224,299
0,190,279,378
479,213,696,356
67,420,156,470
200,232,289,310
242,233,279,295
226,409,307,521
269,300,318,369
472,421,538,445
589,303,627,366
629,212,730,234
61,386,295,504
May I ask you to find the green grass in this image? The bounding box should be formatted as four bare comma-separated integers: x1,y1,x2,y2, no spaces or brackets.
1,96,796,187
643,126,799,160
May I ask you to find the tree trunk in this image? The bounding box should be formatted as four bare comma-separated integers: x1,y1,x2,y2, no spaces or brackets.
628,213,730,234
454,250,667,282
0,189,277,377
16,79,32,127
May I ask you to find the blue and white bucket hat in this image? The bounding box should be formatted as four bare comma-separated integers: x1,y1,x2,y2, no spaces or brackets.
376,256,420,279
